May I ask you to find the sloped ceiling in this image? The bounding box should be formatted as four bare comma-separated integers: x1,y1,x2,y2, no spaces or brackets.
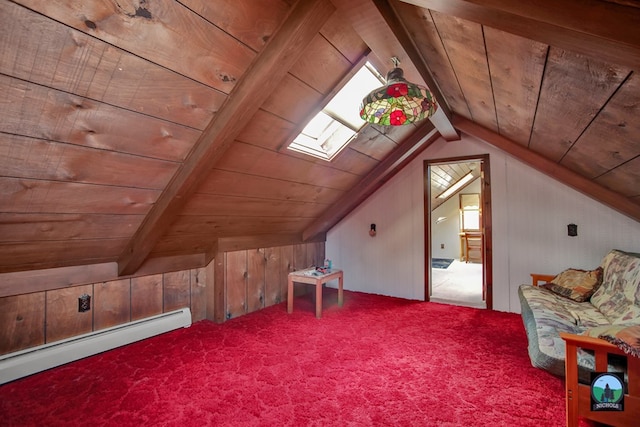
0,0,639,282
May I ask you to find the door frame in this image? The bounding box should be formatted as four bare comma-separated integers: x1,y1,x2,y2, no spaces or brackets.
423,154,493,309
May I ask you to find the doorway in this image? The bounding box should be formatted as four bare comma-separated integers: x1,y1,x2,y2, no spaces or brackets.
424,155,492,309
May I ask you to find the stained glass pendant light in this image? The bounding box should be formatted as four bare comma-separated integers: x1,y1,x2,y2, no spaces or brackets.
360,57,437,126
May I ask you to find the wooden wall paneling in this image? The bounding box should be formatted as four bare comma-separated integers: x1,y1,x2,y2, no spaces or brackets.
225,251,248,320
0,213,144,243
293,244,308,271
484,28,547,146
0,239,128,275
180,0,291,53
216,143,361,191
116,0,336,276
165,216,312,238
0,75,199,162
45,284,93,343
133,254,206,279
211,252,225,323
330,147,381,177
561,72,639,179
246,249,266,313
1,178,158,215
93,279,131,330
197,170,346,205
182,194,329,218
0,1,224,130
190,267,207,322
235,110,296,151
0,134,178,190
320,12,369,64
261,74,323,125
394,3,471,118
529,49,629,160
289,35,353,95
163,270,191,312
14,0,255,94
0,292,45,355
347,126,399,161
264,246,283,306
430,11,497,131
280,245,296,300
131,275,163,321
595,157,640,198
148,235,214,258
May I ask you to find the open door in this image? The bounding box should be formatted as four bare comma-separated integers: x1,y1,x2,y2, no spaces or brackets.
424,155,492,309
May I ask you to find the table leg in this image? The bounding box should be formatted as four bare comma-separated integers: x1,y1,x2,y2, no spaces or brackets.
338,274,343,307
287,276,294,314
315,279,322,318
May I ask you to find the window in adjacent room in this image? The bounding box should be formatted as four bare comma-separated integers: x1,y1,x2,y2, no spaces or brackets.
287,62,383,161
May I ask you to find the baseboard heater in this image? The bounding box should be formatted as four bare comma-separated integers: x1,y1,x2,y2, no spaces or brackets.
0,307,192,385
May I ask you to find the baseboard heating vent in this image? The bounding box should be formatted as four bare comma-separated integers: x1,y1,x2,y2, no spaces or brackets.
0,307,191,385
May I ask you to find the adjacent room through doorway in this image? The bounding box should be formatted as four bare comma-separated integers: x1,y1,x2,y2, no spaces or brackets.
424,155,492,309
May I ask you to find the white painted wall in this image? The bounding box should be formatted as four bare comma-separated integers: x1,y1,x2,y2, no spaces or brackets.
326,133,640,313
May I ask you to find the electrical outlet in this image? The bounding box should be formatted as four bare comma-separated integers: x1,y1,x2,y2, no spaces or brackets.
440,243,445,249
78,294,91,312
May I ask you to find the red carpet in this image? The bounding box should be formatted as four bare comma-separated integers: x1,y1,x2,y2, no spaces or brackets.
0,290,595,426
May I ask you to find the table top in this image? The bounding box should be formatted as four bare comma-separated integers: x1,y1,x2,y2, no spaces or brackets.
289,268,342,279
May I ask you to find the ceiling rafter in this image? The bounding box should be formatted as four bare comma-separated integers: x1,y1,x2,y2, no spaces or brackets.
117,0,337,276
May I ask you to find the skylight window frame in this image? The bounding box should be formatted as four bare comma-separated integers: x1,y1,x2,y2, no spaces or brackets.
286,56,384,162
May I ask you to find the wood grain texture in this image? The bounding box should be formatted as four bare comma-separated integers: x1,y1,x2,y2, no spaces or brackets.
484,28,547,146
562,71,639,178
264,246,284,306
94,279,131,330
14,0,256,93
0,292,45,355
117,0,336,275
430,11,497,131
0,1,224,130
529,49,629,161
190,267,207,322
225,251,247,319
45,284,93,343
163,270,191,312
247,249,266,313
0,75,199,162
131,275,163,321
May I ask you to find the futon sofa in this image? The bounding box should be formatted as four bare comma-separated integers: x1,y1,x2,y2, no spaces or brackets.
518,249,640,377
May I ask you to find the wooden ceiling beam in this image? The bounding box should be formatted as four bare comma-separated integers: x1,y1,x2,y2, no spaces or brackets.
453,115,640,223
332,0,459,140
117,0,336,276
397,0,640,70
303,120,440,240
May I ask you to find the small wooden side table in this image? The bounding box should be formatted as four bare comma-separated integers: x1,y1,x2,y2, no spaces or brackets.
287,269,343,318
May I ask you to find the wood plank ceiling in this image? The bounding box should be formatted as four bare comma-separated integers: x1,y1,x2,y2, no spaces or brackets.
0,0,639,279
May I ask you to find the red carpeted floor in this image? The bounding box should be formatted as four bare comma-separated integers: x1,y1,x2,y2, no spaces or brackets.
0,290,596,426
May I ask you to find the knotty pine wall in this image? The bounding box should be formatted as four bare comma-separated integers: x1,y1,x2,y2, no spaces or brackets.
0,242,324,356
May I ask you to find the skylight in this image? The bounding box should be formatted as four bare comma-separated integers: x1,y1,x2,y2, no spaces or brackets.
288,62,383,161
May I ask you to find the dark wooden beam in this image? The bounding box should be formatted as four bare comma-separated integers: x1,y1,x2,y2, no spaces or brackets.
398,0,640,70
453,115,640,223
303,120,440,240
117,0,336,276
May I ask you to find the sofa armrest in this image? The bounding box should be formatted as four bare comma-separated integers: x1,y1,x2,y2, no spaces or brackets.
560,332,640,427
530,273,555,286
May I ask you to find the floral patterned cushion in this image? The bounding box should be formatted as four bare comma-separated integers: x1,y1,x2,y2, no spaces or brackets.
541,267,603,302
590,250,640,324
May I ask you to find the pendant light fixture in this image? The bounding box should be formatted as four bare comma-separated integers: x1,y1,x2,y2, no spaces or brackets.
359,57,437,126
